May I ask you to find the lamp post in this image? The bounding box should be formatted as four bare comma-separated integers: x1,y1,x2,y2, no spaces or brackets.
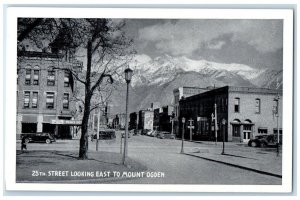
221,118,226,155
122,67,133,165
181,117,186,154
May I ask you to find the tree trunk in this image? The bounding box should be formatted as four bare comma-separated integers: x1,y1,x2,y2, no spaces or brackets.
78,41,93,160
78,94,91,159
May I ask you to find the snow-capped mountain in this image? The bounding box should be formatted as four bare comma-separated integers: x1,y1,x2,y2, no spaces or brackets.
130,54,266,87
109,54,282,114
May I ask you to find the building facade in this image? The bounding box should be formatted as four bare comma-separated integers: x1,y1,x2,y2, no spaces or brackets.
17,50,82,139
179,86,282,143
173,87,211,135
138,110,154,131
153,105,174,132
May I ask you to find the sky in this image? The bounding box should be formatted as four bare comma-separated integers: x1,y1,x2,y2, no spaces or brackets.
123,19,283,70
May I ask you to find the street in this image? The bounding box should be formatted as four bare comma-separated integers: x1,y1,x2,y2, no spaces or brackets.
17,131,282,185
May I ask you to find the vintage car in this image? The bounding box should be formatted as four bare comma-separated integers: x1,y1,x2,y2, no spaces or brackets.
156,131,176,139
93,130,116,140
248,134,280,147
21,132,56,144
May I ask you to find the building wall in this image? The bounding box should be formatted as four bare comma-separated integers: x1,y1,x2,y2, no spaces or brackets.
228,90,282,142
178,86,282,143
179,87,228,141
17,51,81,138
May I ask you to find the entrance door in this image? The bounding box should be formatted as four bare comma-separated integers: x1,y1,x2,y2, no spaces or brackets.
243,125,252,143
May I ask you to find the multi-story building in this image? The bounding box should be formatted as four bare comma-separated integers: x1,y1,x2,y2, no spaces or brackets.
138,109,154,131
112,113,126,129
153,105,174,132
173,87,211,135
179,86,283,143
17,50,82,139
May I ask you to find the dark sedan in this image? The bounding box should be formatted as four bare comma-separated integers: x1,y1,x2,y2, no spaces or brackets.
21,132,56,144
156,131,175,139
248,134,279,147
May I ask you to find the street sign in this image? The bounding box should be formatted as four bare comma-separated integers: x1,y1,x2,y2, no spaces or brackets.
187,126,195,129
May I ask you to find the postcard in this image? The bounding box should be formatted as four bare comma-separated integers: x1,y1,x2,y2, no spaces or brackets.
4,7,293,192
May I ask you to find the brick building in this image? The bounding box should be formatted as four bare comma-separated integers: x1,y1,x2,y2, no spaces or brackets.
178,86,283,143
16,50,82,139
153,105,174,132
173,87,211,135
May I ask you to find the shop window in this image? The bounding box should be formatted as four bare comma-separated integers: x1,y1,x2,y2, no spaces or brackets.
24,91,30,108
33,69,39,85
63,93,69,109
255,98,261,114
234,98,240,113
258,128,268,134
25,69,31,85
32,92,38,108
47,70,55,86
46,92,55,109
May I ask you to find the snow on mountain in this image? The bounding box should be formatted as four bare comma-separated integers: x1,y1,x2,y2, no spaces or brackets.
130,54,265,87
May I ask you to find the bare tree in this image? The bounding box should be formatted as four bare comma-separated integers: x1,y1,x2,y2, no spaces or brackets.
18,18,134,159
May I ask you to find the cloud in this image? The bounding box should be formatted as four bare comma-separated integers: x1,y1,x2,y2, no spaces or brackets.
137,19,283,57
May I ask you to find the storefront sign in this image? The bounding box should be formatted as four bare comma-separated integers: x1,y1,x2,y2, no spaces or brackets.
51,120,82,125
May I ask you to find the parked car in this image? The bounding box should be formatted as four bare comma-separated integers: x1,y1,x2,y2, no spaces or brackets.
121,131,131,138
248,134,279,147
21,132,56,144
156,131,175,139
150,130,158,137
142,129,151,135
93,130,116,140
146,130,154,136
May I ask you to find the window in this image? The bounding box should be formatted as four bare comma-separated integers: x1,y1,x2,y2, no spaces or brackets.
273,99,278,115
46,92,55,109
255,98,261,113
25,69,31,85
64,71,70,87
234,98,240,113
63,93,69,109
47,70,55,86
273,129,282,135
24,91,30,108
17,69,20,84
258,128,268,134
32,92,38,108
33,70,39,85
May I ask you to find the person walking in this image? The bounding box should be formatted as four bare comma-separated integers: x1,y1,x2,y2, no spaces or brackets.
21,136,27,151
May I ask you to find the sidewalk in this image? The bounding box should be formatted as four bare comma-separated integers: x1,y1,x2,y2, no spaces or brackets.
183,141,282,178
16,150,147,183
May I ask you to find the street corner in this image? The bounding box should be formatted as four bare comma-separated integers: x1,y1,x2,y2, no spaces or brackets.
16,150,148,183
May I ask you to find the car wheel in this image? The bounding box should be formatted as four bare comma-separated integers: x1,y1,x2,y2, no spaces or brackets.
25,138,30,144
45,139,51,144
260,142,267,148
250,141,257,147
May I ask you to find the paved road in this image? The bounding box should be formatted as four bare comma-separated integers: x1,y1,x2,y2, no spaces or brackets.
17,132,282,185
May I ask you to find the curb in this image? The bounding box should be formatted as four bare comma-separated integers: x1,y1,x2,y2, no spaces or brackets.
184,153,282,179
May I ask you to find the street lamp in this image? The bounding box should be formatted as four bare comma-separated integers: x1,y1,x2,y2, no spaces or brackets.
221,118,226,155
122,67,133,165
181,117,186,154
274,95,280,157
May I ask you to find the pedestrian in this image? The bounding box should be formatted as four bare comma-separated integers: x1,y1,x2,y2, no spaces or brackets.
21,136,27,151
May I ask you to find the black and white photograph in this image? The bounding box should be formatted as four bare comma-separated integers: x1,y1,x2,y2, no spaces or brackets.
4,7,294,193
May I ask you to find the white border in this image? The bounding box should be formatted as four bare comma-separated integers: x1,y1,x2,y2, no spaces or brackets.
4,7,294,192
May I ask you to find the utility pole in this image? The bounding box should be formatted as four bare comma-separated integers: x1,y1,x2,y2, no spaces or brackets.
211,104,218,145
96,108,100,151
